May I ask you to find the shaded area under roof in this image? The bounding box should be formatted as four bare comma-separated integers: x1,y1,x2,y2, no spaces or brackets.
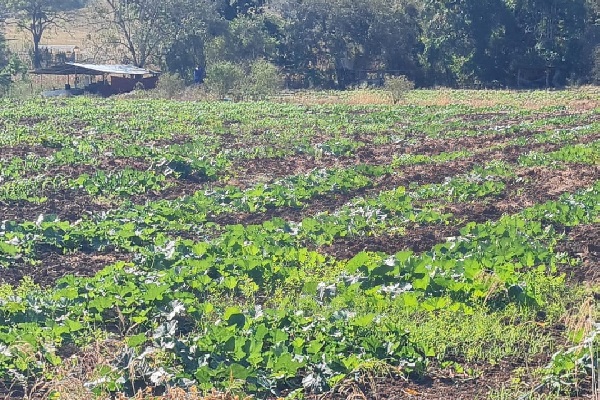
31,62,157,76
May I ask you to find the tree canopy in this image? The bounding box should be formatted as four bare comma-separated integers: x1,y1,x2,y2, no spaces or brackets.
5,0,599,86
1,0,84,68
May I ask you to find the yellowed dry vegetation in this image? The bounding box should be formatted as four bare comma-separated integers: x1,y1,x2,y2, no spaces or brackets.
276,86,600,109
3,7,92,52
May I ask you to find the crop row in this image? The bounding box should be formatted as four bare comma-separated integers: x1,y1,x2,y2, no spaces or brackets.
1,125,597,220
3,99,594,141
1,100,597,174
1,141,596,279
1,136,597,264
0,162,488,266
0,177,598,395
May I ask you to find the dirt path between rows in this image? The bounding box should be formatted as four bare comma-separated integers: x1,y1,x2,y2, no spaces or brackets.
556,223,600,284
308,355,594,400
320,165,599,259
2,164,597,289
0,144,58,159
210,134,599,228
0,252,132,288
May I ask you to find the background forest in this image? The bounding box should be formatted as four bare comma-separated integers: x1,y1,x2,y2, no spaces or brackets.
0,0,599,89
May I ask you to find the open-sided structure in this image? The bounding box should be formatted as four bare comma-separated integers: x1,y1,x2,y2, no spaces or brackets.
32,62,159,97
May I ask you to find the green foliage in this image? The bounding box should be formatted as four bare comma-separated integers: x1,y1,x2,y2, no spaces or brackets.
543,324,599,394
0,52,28,96
163,34,207,80
0,98,598,397
510,0,587,72
205,61,245,99
384,75,415,104
419,0,519,87
70,168,169,198
0,30,7,68
205,15,277,65
242,59,282,99
593,46,600,84
23,0,594,87
154,73,186,98
271,0,421,88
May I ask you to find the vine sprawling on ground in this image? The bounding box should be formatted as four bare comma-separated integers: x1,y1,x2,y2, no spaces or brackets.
0,89,598,399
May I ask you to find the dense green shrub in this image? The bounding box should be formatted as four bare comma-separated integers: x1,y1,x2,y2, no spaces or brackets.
243,59,282,99
0,56,28,97
205,61,245,99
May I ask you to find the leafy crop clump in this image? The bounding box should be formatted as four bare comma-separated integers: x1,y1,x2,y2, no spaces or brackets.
0,94,598,398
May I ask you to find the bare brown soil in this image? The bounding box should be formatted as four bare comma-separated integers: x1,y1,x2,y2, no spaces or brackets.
9,155,154,181
229,128,600,189
495,166,600,213
446,110,594,125
210,134,599,229
1,112,598,296
0,189,113,223
0,177,216,224
556,224,600,284
1,143,58,159
320,165,599,260
2,112,596,226
308,356,594,399
227,131,519,187
6,164,594,290
213,159,473,227
0,251,132,287
0,156,213,223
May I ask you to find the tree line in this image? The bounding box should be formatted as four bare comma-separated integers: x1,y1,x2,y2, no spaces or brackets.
1,0,599,89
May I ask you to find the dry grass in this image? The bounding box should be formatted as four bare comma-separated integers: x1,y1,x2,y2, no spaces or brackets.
3,5,93,66
564,297,596,347
119,86,599,111
11,326,266,399
5,0,95,42
4,16,90,51
275,90,393,106
560,295,599,398
37,338,259,400
115,387,254,400
276,86,600,109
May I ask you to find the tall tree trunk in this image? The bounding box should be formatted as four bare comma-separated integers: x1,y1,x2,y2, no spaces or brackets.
33,33,41,69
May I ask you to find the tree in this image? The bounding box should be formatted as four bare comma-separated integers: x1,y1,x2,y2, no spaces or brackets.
271,0,420,88
205,14,277,65
1,0,83,68
581,0,600,82
419,0,518,87
0,8,7,64
0,18,27,95
93,0,218,68
0,17,9,75
509,0,587,82
217,0,265,20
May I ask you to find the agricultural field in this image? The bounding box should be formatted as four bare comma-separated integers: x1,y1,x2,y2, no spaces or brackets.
0,90,599,399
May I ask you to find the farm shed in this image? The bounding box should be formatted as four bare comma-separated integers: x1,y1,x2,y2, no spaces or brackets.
31,62,159,97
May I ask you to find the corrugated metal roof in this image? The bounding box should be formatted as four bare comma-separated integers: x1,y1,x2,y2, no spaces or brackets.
68,63,155,75
32,63,157,76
